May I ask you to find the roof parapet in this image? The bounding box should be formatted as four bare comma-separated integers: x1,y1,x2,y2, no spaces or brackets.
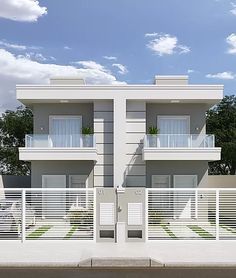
154,75,188,85
50,77,85,85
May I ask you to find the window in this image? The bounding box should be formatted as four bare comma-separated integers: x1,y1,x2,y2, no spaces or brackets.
152,175,170,188
173,175,197,188
157,116,190,134
157,116,190,147
49,115,82,147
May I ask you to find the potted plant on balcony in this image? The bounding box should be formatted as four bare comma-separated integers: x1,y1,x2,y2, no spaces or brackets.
148,126,159,147
82,126,93,147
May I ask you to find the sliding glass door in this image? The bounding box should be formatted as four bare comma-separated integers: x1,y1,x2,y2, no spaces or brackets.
49,116,82,147
157,116,190,147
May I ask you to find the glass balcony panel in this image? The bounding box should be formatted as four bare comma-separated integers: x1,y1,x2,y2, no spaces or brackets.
145,134,215,148
25,134,95,148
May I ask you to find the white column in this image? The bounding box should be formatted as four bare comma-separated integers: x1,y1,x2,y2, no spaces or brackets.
114,97,126,188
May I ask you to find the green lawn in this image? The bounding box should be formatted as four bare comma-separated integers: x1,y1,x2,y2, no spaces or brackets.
220,224,236,234
26,225,52,239
64,225,78,239
160,224,177,239
188,225,214,239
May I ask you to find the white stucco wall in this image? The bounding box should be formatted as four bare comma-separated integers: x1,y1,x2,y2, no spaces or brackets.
94,100,114,187
207,175,236,188
125,101,146,187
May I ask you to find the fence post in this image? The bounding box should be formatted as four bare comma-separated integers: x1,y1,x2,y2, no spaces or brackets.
216,189,220,240
145,189,148,242
93,188,97,242
195,190,198,219
21,189,26,243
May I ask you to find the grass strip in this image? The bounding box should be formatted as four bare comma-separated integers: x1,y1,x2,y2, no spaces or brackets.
220,224,236,234
188,225,214,239
26,225,52,239
160,224,177,239
64,225,78,239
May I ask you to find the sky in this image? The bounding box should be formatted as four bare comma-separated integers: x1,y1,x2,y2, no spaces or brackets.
0,0,235,112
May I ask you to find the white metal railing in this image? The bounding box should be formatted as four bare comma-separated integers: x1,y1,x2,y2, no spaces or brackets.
0,188,95,241
144,134,215,148
25,134,96,148
146,188,236,240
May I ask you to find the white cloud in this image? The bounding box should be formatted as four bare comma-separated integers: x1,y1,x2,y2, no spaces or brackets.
187,69,195,73
0,0,47,22
73,60,109,72
146,33,190,56
0,48,125,113
226,33,236,54
64,46,72,50
0,39,41,51
103,56,117,61
34,53,47,62
178,45,191,54
230,2,236,15
17,52,56,62
144,32,158,37
112,63,128,75
206,71,235,80
0,40,26,50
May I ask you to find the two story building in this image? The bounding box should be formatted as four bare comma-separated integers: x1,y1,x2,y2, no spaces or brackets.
16,75,223,242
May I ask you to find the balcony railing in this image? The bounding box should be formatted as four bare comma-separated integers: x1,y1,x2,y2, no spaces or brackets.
144,134,215,148
25,134,95,148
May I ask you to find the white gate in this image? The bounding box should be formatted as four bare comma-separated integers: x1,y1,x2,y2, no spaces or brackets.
146,188,236,241
0,188,95,241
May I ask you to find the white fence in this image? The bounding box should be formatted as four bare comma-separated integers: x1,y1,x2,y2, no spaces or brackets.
147,188,236,240
0,188,95,241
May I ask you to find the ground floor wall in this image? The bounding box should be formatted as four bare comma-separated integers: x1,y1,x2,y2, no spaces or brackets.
146,161,208,188
208,175,236,188
31,161,94,188
31,160,209,189
0,175,31,189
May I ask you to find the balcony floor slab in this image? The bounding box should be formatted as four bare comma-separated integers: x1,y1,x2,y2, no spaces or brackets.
19,148,98,161
142,148,221,161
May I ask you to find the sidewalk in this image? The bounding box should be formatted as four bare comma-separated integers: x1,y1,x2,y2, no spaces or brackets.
1,241,236,268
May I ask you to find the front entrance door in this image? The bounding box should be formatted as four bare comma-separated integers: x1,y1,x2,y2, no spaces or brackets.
42,175,66,218
173,175,197,219
157,116,190,147
69,175,88,208
152,175,171,212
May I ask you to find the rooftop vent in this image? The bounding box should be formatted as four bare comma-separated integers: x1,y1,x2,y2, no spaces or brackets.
50,77,85,85
154,75,188,85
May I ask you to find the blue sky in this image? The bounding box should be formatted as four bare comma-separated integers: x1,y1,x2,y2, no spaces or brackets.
0,0,235,111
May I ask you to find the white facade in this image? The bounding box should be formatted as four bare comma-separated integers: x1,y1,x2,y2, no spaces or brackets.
17,75,223,189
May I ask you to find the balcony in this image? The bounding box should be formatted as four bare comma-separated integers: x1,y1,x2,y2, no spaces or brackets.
142,134,221,161
19,134,97,161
